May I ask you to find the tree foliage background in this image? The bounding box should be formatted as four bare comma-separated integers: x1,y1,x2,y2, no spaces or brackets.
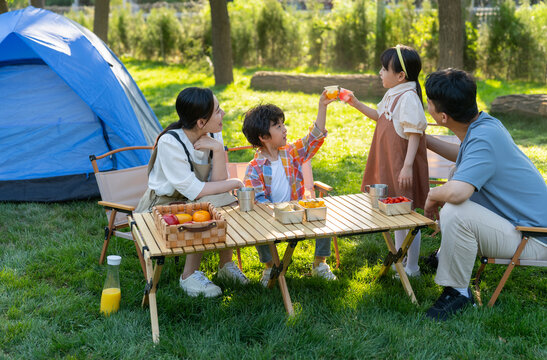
6,0,547,82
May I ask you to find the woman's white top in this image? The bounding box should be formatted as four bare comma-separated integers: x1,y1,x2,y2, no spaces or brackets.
148,129,224,201
270,157,291,203
376,81,427,140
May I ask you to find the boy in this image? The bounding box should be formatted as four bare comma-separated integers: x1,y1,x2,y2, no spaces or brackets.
242,92,336,286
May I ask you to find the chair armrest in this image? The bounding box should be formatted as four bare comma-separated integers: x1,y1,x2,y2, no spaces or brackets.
516,226,547,235
314,181,333,197
98,200,135,214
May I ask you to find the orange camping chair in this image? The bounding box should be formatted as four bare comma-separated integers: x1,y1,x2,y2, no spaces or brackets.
89,146,152,274
474,226,547,307
226,145,341,270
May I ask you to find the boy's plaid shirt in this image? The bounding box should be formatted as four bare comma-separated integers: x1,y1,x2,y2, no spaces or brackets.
244,123,327,203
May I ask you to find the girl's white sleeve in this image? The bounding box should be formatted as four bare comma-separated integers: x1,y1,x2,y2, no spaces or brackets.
376,95,387,118
156,136,205,200
398,93,427,134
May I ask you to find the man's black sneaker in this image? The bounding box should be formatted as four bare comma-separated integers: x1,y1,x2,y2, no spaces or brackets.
426,286,474,321
419,249,439,274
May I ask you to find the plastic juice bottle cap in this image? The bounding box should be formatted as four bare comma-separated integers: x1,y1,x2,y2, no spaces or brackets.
106,255,122,266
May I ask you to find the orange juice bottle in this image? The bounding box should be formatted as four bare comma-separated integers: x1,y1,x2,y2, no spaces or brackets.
100,255,121,316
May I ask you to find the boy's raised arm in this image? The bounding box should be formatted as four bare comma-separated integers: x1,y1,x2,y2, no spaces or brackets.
316,90,336,132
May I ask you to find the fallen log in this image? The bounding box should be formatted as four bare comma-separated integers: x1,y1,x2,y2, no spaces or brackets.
491,94,547,118
250,71,385,99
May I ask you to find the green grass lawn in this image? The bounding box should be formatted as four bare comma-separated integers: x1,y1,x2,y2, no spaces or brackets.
1,60,546,359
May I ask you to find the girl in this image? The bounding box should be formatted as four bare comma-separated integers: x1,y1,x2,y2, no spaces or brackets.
345,45,429,277
135,87,249,297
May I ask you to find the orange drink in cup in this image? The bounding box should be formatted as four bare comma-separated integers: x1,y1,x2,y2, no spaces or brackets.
324,85,339,100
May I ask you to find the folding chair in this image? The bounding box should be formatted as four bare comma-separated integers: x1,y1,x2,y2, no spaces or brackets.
474,226,547,307
225,145,341,269
89,146,152,273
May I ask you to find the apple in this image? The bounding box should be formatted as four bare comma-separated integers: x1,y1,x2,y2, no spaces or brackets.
162,213,179,225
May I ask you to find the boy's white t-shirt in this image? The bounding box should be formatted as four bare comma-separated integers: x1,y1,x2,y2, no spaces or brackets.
270,157,291,203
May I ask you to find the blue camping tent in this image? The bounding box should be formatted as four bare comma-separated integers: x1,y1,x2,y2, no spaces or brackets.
0,7,162,202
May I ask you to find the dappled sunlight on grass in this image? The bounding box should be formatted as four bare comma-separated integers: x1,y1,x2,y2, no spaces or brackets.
522,146,547,179
2,61,546,358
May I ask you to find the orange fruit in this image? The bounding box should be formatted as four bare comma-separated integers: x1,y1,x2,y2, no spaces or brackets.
192,210,212,222
175,213,193,224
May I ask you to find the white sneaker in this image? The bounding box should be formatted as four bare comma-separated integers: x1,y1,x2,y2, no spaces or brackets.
217,261,250,285
260,267,273,287
179,271,222,297
394,268,421,279
312,263,337,280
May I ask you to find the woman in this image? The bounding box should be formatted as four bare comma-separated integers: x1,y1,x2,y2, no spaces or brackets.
136,87,248,297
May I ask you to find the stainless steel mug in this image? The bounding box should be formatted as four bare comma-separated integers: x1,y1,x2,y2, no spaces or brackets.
237,187,255,212
364,184,388,209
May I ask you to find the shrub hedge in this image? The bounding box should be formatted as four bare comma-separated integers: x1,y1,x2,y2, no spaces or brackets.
57,0,546,81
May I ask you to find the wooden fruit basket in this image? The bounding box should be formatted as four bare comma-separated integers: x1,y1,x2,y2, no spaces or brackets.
152,202,226,248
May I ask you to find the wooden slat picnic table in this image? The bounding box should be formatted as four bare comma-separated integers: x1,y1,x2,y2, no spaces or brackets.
130,192,435,343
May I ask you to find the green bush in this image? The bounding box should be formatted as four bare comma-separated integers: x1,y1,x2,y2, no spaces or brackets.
256,0,301,68
228,1,261,67
109,6,133,56
483,0,540,81
385,0,416,50
306,16,330,68
463,20,478,73
515,0,547,81
141,7,182,62
330,0,370,71
64,7,94,32
178,8,209,67
383,0,439,73
49,0,545,82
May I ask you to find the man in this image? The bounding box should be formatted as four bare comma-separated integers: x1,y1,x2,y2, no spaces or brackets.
423,69,547,321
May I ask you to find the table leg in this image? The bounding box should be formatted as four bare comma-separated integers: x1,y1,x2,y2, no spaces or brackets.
142,252,164,344
377,230,418,304
267,243,295,316
134,240,147,279
279,240,297,277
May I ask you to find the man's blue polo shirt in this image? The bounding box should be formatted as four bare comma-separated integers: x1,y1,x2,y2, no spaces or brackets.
452,112,547,244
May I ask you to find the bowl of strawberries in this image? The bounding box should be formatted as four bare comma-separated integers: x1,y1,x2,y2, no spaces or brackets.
378,196,412,215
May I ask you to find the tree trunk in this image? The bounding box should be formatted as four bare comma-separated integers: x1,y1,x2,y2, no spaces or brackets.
0,0,9,14
374,0,386,70
209,0,234,86
93,0,110,45
30,0,45,8
437,0,464,69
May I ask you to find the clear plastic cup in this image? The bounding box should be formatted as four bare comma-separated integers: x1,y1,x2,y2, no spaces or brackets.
339,88,353,102
324,85,339,100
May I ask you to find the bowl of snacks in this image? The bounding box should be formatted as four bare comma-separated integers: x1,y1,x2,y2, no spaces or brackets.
298,199,327,221
274,202,305,224
378,196,412,215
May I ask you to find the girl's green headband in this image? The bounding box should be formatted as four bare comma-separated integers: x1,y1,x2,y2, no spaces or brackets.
396,44,408,78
